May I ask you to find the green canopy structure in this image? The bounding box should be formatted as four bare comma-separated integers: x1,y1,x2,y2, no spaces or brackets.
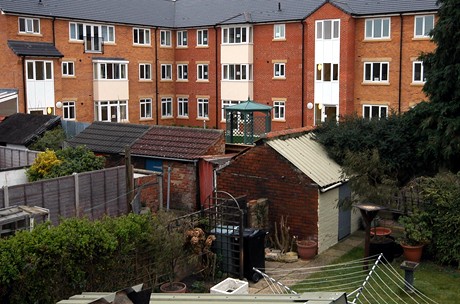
225,98,272,144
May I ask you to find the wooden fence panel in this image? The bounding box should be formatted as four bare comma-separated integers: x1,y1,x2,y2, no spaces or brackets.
0,147,39,168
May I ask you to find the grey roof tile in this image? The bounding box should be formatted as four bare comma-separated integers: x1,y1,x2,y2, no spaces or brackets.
7,40,63,57
65,121,150,154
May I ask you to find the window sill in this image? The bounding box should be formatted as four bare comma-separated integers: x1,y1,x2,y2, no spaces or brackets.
139,79,153,82
196,45,209,48
62,75,76,79
272,119,286,122
133,44,152,47
160,79,173,82
272,38,286,42
196,117,210,121
196,79,210,83
361,82,390,86
160,45,173,48
161,116,174,120
176,79,189,82
272,77,286,80
177,116,189,120
18,32,43,37
176,46,188,49
140,118,154,121
410,82,425,86
412,37,431,41
363,38,391,42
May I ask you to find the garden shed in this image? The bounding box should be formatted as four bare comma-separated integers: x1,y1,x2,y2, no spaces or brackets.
217,129,361,253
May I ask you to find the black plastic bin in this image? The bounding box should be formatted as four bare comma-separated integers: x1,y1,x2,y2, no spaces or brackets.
242,228,267,282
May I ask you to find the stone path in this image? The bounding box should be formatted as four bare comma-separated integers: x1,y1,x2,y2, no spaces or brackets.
249,230,365,294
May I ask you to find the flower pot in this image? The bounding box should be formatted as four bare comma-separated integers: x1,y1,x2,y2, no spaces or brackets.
370,227,392,237
160,281,187,293
296,240,317,260
369,236,396,263
401,243,424,263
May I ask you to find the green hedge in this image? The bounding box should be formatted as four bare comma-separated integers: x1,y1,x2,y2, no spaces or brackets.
0,213,172,303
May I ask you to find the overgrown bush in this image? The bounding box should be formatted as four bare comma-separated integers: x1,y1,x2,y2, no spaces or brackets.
28,126,66,151
0,212,181,303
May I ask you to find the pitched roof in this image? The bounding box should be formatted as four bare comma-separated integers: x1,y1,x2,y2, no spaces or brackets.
0,89,18,103
0,0,438,28
226,100,272,112
65,121,150,154
267,132,344,189
0,113,61,145
131,126,224,160
7,40,63,57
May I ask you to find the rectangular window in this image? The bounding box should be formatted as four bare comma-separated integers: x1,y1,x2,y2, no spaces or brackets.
415,15,434,37
197,29,208,46
69,23,114,49
198,98,209,118
160,30,172,46
177,64,188,80
274,24,285,39
161,97,173,118
274,63,286,78
140,98,152,119
273,101,285,120
316,20,340,40
364,62,389,82
69,22,84,40
19,17,40,34
95,100,128,122
133,28,150,45
161,64,172,80
178,97,189,118
101,25,115,43
222,26,253,44
93,61,128,80
363,105,388,120
139,63,151,80
222,100,240,120
62,101,76,120
365,18,390,39
222,64,253,80
177,30,188,47
62,61,75,77
413,61,426,83
316,63,339,81
197,64,209,80
26,60,53,80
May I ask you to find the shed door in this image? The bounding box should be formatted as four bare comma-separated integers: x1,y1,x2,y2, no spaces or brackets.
338,184,351,240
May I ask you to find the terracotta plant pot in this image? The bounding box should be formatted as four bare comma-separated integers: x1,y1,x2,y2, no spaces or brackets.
401,243,424,263
296,240,317,260
370,227,392,237
159,282,187,293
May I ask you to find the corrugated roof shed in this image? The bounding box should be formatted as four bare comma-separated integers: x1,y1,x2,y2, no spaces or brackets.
0,0,438,28
131,126,224,161
0,113,61,146
65,121,150,154
267,133,344,189
57,292,348,304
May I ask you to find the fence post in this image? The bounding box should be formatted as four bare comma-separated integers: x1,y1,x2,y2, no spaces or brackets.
158,174,163,210
125,146,134,213
74,173,80,217
3,185,9,208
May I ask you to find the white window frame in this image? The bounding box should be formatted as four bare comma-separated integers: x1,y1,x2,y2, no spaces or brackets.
273,101,285,120
93,61,128,80
140,98,152,119
274,63,286,78
197,98,209,119
315,63,339,81
222,26,253,44
177,97,189,118
177,64,188,80
274,24,285,39
222,64,253,80
161,64,172,80
19,17,40,34
161,97,173,118
197,29,208,46
197,64,209,80
365,18,391,39
26,60,53,80
363,105,388,120
95,100,128,123
412,61,426,83
62,101,76,120
414,15,434,38
222,100,241,121
62,61,75,77
316,20,340,40
69,22,115,43
160,30,172,46
177,30,188,47
139,63,151,80
133,28,151,45
364,62,389,83
101,25,115,43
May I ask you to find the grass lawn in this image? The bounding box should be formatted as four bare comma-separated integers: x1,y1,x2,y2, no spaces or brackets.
292,247,460,304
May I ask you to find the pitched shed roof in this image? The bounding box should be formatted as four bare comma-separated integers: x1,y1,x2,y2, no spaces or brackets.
267,132,344,189
0,0,438,28
131,126,224,161
0,89,18,103
0,113,61,146
7,40,63,57
65,121,150,154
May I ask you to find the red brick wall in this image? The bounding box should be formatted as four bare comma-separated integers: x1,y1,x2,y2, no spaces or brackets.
135,174,161,212
216,144,319,240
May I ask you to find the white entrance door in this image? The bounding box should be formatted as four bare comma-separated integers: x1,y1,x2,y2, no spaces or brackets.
25,60,55,113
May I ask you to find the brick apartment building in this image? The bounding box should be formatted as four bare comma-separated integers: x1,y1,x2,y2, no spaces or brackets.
0,0,437,131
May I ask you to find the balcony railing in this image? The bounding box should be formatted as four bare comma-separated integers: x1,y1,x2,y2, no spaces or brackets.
83,36,104,53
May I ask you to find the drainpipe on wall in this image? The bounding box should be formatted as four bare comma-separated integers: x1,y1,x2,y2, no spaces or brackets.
301,21,306,127
154,28,159,125
214,25,219,129
398,14,403,114
22,56,27,113
52,17,56,45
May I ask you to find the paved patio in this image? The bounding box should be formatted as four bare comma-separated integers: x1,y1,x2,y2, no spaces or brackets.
249,230,365,294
